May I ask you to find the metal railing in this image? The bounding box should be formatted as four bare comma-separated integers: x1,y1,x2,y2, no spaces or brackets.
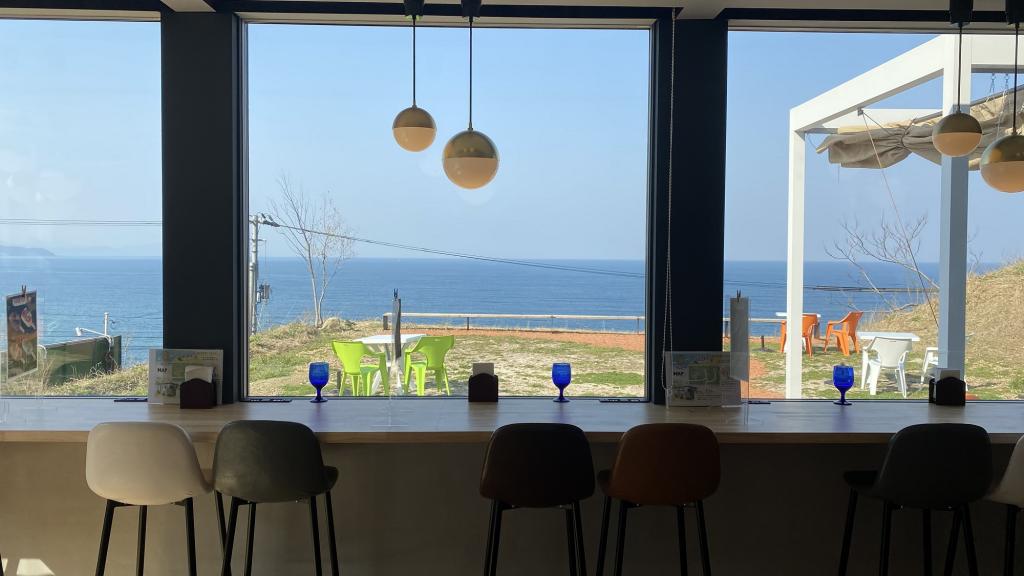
383,312,646,333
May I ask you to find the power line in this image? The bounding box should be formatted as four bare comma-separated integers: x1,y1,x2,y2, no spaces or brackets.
0,218,160,227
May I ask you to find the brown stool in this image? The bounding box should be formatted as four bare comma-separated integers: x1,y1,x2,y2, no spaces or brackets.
596,424,720,576
479,423,595,576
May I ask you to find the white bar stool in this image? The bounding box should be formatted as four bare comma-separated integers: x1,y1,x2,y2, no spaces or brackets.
86,422,212,576
989,436,1024,576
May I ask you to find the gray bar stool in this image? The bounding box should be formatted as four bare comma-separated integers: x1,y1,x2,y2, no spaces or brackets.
213,420,339,576
987,435,1024,576
479,423,595,576
838,423,992,576
86,422,212,576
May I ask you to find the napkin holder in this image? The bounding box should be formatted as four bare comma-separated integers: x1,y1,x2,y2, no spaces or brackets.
468,373,499,403
932,376,966,407
180,378,217,409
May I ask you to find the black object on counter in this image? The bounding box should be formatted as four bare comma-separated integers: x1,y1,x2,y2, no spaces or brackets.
933,376,967,406
179,378,216,409
468,373,499,402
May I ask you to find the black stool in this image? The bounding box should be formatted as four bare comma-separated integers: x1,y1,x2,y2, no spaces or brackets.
838,423,992,576
214,420,340,576
480,423,595,576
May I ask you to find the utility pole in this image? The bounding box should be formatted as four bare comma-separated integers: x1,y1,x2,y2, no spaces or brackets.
248,214,276,335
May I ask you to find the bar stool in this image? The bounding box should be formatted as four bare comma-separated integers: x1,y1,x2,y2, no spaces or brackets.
838,423,992,576
214,420,339,576
595,424,720,576
479,423,595,576
86,422,211,576
987,435,1024,576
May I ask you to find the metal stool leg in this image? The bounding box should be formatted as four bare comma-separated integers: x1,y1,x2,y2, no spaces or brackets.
221,497,241,576
922,509,932,576
95,500,118,576
1006,505,1019,576
483,500,498,576
216,492,231,576
565,506,578,576
309,497,323,576
185,498,197,576
677,506,688,576
596,496,612,576
325,491,340,576
489,503,504,576
136,505,148,576
963,506,979,576
244,503,257,576
613,502,632,576
573,501,587,576
879,501,892,576
838,489,858,576
943,509,961,576
696,501,711,576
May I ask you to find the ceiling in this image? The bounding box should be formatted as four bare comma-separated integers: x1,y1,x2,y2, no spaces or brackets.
0,0,1020,30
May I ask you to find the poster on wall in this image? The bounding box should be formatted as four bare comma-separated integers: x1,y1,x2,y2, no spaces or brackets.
148,349,223,405
6,289,38,380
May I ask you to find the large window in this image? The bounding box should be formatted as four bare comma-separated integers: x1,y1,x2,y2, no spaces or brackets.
246,23,649,398
726,30,1024,400
0,19,161,396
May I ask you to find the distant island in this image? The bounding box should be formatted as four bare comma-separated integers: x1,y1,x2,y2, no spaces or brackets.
0,245,55,257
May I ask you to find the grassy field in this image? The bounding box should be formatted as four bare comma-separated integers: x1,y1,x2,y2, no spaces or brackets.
13,261,1022,400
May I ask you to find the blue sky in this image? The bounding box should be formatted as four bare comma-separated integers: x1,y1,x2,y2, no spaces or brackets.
0,21,1020,263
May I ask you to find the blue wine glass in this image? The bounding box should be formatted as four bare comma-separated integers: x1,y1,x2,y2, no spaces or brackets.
833,364,854,406
309,361,330,403
552,363,571,403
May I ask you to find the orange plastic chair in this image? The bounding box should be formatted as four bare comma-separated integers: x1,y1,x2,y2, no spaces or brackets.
823,311,863,356
779,313,819,356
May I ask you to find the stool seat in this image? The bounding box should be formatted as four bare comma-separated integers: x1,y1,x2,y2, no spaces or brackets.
480,423,594,576
596,423,720,576
837,423,992,576
214,420,340,576
86,422,209,576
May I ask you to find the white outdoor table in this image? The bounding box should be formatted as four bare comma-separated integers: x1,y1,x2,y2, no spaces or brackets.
356,334,425,393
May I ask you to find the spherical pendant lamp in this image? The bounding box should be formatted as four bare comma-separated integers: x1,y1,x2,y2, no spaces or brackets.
393,105,436,152
934,112,983,157
981,19,1024,192
443,10,499,189
443,129,499,189
392,10,436,152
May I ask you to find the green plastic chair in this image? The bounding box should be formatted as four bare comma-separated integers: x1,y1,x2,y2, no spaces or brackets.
331,341,387,396
403,335,455,396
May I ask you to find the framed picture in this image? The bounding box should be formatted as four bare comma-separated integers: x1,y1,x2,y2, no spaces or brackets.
664,351,740,407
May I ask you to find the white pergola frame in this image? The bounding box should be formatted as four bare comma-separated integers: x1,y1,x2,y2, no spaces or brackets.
785,34,1021,398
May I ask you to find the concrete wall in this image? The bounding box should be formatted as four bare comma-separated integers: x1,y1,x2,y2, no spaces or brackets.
0,442,1012,575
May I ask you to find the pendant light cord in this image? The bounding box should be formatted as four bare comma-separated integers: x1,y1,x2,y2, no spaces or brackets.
412,16,417,106
1015,21,1020,134
957,22,964,112
468,16,474,130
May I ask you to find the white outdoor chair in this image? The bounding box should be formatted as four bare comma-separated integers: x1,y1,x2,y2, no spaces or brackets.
861,337,913,397
920,346,939,385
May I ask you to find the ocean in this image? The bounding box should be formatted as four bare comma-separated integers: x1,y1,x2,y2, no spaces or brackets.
0,256,954,365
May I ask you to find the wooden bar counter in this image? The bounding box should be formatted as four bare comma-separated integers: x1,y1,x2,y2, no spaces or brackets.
0,397,1020,444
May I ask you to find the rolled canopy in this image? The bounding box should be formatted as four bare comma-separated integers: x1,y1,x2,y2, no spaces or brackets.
815,88,1024,170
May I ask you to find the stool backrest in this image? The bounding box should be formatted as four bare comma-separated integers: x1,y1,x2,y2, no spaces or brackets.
86,422,209,506
989,435,1024,508
608,423,720,506
214,420,330,503
874,423,991,508
480,423,595,507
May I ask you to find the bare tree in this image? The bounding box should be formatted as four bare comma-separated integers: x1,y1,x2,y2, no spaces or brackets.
270,177,354,328
825,214,939,324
